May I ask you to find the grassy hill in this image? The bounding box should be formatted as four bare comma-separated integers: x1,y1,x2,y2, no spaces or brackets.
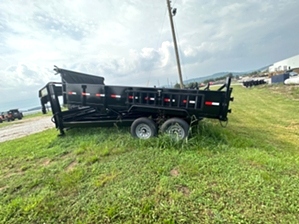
1,84,299,223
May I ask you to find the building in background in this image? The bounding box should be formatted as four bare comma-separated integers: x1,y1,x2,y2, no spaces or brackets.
268,54,299,73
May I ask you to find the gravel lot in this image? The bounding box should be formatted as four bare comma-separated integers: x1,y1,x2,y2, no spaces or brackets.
0,116,54,143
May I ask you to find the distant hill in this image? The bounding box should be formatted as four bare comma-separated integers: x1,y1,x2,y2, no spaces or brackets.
27,106,42,111
19,105,51,113
183,71,246,84
245,65,271,74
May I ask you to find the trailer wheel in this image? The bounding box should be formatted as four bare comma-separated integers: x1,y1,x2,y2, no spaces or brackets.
161,118,190,140
131,117,157,139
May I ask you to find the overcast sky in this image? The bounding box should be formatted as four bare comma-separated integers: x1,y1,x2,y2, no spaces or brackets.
1,0,299,110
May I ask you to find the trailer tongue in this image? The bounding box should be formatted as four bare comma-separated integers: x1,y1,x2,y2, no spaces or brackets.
39,66,233,140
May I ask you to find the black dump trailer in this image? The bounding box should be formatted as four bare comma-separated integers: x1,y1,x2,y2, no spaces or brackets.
39,66,234,140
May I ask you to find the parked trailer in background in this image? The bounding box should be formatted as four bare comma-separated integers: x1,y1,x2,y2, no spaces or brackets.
38,66,234,139
243,79,266,88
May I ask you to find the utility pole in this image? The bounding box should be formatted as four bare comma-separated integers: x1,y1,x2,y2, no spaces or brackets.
166,0,184,89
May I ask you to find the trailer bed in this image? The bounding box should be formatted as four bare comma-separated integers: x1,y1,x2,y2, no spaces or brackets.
39,66,233,139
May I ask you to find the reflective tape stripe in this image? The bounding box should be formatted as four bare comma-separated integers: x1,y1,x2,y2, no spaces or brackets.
96,94,105,97
82,92,90,96
164,98,176,102
111,94,121,98
182,100,195,104
145,97,155,101
205,101,220,106
129,96,139,99
68,92,77,95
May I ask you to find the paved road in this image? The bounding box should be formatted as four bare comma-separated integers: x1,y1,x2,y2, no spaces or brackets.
0,116,54,143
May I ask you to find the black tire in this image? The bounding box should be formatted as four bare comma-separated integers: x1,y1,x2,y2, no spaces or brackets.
160,118,190,140
130,117,157,139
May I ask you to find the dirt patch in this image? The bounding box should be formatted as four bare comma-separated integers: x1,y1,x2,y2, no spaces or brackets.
4,170,24,178
60,151,71,159
170,168,179,177
42,159,51,166
0,186,8,192
0,116,54,143
178,185,190,196
286,122,299,131
205,209,214,218
66,161,77,172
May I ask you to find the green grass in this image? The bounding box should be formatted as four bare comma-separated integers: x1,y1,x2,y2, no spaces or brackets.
1,85,299,223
